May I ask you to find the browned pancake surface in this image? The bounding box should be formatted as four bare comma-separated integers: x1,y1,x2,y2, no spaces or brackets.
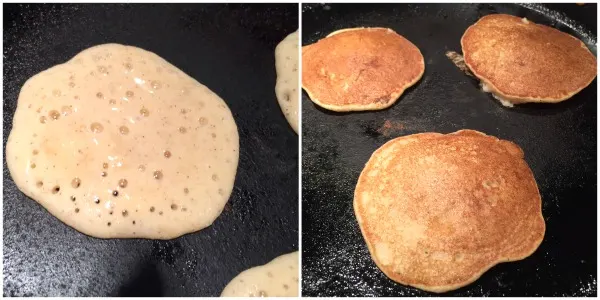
302,28,424,111
462,14,597,103
354,130,545,293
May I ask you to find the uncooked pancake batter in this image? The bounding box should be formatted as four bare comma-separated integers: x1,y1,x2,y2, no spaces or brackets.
275,30,299,133
6,44,239,239
221,251,299,297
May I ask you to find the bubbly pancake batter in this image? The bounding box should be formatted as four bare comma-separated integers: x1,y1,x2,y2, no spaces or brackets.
6,44,239,239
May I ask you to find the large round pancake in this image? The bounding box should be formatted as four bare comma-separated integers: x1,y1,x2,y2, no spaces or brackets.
302,27,425,112
461,14,597,104
354,130,545,293
6,44,239,239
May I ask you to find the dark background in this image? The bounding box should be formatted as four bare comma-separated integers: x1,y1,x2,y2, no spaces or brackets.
3,3,298,297
301,3,597,297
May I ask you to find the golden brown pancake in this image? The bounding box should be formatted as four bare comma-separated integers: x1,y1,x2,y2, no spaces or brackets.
302,27,424,112
461,14,597,106
354,130,545,293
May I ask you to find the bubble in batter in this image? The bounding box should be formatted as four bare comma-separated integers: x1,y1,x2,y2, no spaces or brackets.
90,122,104,133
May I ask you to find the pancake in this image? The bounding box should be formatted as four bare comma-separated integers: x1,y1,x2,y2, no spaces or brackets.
221,251,299,297
354,130,545,293
461,14,597,106
6,44,239,239
302,27,425,112
275,30,299,133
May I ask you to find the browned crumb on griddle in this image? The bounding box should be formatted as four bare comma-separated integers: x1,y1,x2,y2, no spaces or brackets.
445,51,473,76
377,120,405,137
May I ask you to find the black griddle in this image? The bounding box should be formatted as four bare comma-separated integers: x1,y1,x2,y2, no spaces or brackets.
301,3,597,297
3,3,298,297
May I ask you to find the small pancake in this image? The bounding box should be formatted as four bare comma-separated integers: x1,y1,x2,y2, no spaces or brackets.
461,14,597,105
275,30,299,133
6,44,239,239
354,130,545,293
302,27,424,112
221,251,299,297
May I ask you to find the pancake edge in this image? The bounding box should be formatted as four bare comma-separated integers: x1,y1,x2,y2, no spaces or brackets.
275,30,300,134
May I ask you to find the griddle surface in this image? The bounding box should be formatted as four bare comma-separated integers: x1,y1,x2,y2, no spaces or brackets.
3,3,298,296
301,3,597,297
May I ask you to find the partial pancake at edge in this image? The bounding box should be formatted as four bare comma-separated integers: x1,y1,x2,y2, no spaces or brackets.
275,30,300,133
220,251,299,297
